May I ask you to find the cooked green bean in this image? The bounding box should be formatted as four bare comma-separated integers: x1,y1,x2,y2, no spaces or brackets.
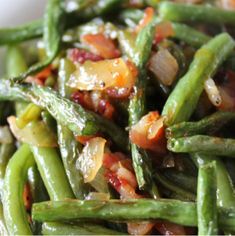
171,23,210,48
0,204,8,236
197,162,218,235
159,2,235,25
0,143,15,196
168,135,235,157
3,144,34,235
162,33,235,126
32,199,235,231
166,111,235,139
0,20,43,45
30,146,74,200
192,153,235,208
0,81,128,149
11,0,66,83
128,20,159,194
43,0,65,58
0,143,15,236
161,169,197,194
42,222,123,235
57,59,87,199
154,172,196,201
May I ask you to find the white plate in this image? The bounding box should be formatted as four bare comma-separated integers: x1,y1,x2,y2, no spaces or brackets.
0,0,47,75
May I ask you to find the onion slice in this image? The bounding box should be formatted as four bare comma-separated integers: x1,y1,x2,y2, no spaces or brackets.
7,116,57,147
204,77,222,107
85,192,110,201
149,49,179,86
76,137,106,183
129,111,166,153
0,126,13,144
67,58,136,92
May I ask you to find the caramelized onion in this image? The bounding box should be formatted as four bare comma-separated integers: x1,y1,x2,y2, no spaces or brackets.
67,58,136,93
128,223,155,235
81,33,120,59
76,137,106,183
85,192,110,201
204,78,222,107
0,126,13,144
130,111,166,153
149,49,179,86
7,116,57,147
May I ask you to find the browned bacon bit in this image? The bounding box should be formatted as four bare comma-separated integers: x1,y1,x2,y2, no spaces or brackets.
71,91,93,110
98,99,115,119
103,152,154,235
26,65,53,86
67,48,103,64
154,22,174,44
71,91,115,119
81,33,121,59
135,7,154,33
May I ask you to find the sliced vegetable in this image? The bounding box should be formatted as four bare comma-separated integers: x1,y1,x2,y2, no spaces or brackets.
76,137,106,183
81,33,121,59
149,48,179,86
0,126,13,144
67,58,136,94
204,78,222,107
129,111,166,153
8,116,57,147
16,103,42,129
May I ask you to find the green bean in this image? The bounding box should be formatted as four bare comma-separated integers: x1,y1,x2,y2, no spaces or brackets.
168,135,235,158
3,144,34,235
0,20,43,45
0,143,14,236
128,20,159,194
0,204,8,236
0,143,16,197
6,45,29,117
30,146,74,200
197,162,218,235
57,59,87,199
33,199,196,225
32,199,235,231
159,2,235,25
43,0,65,58
0,81,128,150
171,23,210,48
27,166,49,203
6,46,27,76
11,0,66,83
161,169,197,193
166,111,235,139
154,172,196,201
42,222,123,235
28,166,49,234
192,154,235,208
162,33,235,126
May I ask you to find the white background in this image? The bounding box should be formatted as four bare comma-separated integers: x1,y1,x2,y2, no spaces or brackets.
0,0,47,27
0,0,47,74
